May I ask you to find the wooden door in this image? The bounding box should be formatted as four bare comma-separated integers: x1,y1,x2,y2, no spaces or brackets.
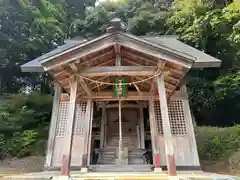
106,108,139,149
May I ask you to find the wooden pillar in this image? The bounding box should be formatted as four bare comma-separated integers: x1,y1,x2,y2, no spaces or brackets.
137,125,141,149
157,74,177,176
61,75,78,176
100,103,106,149
149,100,161,170
182,85,200,166
139,106,145,149
87,100,94,166
45,82,61,167
118,99,124,162
104,107,108,147
82,100,93,172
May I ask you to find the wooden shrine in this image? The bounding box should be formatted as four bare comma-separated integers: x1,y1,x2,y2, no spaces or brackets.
21,19,221,178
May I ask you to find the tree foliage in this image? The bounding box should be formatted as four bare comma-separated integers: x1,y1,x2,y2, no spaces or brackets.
0,93,52,158
0,0,240,129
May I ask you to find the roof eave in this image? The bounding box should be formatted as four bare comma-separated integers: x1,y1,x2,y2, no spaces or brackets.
21,65,44,72
192,61,221,68
120,32,196,63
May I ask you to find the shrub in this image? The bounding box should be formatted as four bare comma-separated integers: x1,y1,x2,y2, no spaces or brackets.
10,130,38,157
196,125,240,161
0,92,52,158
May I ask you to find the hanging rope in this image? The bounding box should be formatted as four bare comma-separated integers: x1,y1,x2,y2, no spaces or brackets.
77,69,168,86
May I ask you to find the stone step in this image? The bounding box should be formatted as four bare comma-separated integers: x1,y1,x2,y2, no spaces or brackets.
89,165,153,172
128,158,145,164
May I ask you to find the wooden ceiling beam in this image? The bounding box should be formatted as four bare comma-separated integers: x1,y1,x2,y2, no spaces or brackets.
122,50,158,65
79,91,157,101
96,59,114,67
69,63,79,73
114,44,121,54
77,76,110,97
122,58,141,66
77,50,114,66
88,76,109,85
54,70,67,77
78,77,93,97
78,66,157,77
165,75,180,83
133,83,141,93
168,68,190,99
150,62,165,93
165,67,184,76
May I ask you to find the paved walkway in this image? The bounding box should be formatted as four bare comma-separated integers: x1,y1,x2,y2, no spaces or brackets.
1,171,239,180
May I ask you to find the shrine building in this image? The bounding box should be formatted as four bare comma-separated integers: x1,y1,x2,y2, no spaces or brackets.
21,19,221,178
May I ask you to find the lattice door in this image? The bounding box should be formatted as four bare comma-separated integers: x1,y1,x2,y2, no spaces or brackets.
154,100,188,136
52,101,87,167
56,102,87,137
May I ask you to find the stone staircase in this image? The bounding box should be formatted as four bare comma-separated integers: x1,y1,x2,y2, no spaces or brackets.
107,134,138,149
89,164,153,172
128,149,146,164
97,148,116,164
97,148,146,165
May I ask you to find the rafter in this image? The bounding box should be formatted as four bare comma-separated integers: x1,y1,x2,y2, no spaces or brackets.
77,76,110,97
122,50,158,65
150,62,165,93
69,63,79,73
168,68,190,99
96,59,114,67
77,50,114,67
122,58,141,66
133,83,141,93
115,54,121,66
79,77,93,97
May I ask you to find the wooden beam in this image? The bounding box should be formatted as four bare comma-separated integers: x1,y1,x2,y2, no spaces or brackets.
61,75,78,176
115,54,121,66
165,74,180,83
139,106,145,149
150,62,165,92
122,50,158,65
69,63,79,73
168,68,190,98
78,66,157,77
157,74,177,176
96,59,114,67
79,77,93,97
100,103,106,148
122,58,141,66
78,50,114,66
133,83,141,93
80,91,157,101
114,44,121,54
77,76,110,97
148,99,159,168
88,76,109,85
165,67,184,75
105,103,144,108
54,70,68,77
82,100,93,169
87,100,94,166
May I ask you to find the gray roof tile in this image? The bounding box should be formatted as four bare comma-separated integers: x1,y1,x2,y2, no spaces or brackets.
21,34,221,72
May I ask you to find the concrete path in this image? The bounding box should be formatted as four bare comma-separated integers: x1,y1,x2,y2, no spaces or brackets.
2,171,239,180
